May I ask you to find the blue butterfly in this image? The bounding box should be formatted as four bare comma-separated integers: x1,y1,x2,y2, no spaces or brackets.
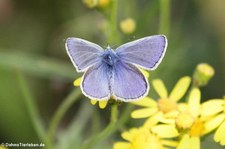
65,35,167,101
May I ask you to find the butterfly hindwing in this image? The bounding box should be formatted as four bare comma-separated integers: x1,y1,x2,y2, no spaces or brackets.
116,35,167,70
66,38,104,72
81,63,111,100
112,61,149,101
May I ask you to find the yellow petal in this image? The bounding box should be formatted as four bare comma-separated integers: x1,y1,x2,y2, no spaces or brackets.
90,100,98,105
169,76,191,101
140,68,150,78
190,137,200,149
131,108,158,118
73,77,82,86
177,134,190,149
155,114,176,124
164,110,179,118
151,124,179,138
188,88,201,117
152,79,168,98
121,131,132,141
143,115,159,129
131,97,157,107
99,100,108,109
201,99,224,116
113,142,131,149
204,114,225,134
121,128,138,141
178,103,188,112
214,120,225,145
161,140,178,147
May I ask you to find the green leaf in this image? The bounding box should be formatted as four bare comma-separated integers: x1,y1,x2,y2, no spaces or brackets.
0,51,79,80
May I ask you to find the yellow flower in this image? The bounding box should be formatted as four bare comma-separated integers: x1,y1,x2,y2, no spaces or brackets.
120,18,136,34
82,0,98,8
83,0,110,8
176,88,207,149
201,97,225,146
131,76,191,128
113,127,178,149
177,134,200,149
0,146,8,149
73,77,108,109
98,0,110,8
152,88,213,149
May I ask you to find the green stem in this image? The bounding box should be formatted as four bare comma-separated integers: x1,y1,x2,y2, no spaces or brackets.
158,0,171,36
108,0,119,44
16,71,46,143
81,104,118,149
46,89,82,149
81,103,134,149
112,104,134,131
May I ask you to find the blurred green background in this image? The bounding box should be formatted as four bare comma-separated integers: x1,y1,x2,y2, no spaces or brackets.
0,0,224,149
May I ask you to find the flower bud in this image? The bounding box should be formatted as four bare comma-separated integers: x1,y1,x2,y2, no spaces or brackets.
83,0,98,8
193,63,215,87
98,0,110,8
175,112,195,132
120,18,136,34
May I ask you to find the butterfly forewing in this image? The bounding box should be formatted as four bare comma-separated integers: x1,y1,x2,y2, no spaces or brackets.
116,35,167,70
66,38,104,72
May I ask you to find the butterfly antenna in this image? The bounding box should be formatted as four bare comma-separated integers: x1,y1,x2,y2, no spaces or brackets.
103,43,118,50
110,44,118,49
107,43,110,49
101,43,109,50
127,35,136,41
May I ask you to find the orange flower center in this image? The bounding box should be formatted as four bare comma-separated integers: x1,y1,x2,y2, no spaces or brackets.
157,98,177,113
189,118,205,137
